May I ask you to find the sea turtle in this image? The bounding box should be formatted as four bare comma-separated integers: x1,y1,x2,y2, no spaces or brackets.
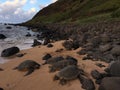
42,56,64,65
49,59,77,72
53,65,84,85
13,60,40,76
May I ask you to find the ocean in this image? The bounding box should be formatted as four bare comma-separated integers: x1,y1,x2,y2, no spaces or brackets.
0,23,40,64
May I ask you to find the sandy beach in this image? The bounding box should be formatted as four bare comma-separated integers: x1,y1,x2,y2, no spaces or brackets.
0,41,108,90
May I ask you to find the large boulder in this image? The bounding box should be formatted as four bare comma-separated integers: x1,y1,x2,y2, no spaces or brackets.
99,77,120,90
111,45,120,56
0,34,6,39
109,61,120,77
1,47,20,57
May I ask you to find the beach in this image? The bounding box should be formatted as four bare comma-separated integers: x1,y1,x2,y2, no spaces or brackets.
0,41,108,90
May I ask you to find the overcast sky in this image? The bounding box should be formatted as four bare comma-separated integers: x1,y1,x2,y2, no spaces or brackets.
0,0,57,23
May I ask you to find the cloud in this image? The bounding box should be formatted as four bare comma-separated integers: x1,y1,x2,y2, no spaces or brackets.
30,0,37,4
0,0,37,23
51,0,57,3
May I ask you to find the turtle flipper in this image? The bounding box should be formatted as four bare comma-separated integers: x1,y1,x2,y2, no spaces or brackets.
24,68,34,76
59,79,67,85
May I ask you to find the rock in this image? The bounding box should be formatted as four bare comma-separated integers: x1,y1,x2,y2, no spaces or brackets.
91,70,103,80
25,32,31,37
0,68,3,71
0,34,6,39
77,49,87,55
0,88,4,90
43,38,50,45
99,44,112,52
66,56,78,63
109,61,120,77
55,48,64,52
1,47,20,57
111,45,120,56
32,39,41,47
79,75,95,90
6,26,12,29
101,34,111,43
47,43,53,48
95,63,106,68
42,54,52,60
99,77,120,90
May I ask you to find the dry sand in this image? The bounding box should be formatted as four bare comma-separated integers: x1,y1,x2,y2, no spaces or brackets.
0,41,108,90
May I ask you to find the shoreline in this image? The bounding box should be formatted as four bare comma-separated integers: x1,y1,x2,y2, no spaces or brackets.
0,40,108,90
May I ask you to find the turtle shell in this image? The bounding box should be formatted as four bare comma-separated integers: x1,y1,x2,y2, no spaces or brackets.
17,60,40,71
57,65,80,80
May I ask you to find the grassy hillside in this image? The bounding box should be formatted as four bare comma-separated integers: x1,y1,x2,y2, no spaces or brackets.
24,0,120,26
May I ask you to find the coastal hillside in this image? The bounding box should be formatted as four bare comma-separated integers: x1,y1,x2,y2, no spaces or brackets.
24,0,120,26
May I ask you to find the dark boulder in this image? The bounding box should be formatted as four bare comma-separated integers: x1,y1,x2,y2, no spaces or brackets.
0,88,4,90
43,38,50,45
0,34,6,39
111,45,120,56
6,26,12,29
99,77,120,90
42,54,52,60
109,61,120,77
25,32,31,37
0,68,4,71
79,75,95,90
32,39,41,47
1,47,20,57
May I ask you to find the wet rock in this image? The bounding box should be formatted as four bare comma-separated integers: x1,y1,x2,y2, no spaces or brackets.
1,47,20,57
99,77,120,90
42,54,52,60
43,38,50,45
0,34,6,39
25,32,31,37
79,75,95,90
32,39,41,47
6,26,12,29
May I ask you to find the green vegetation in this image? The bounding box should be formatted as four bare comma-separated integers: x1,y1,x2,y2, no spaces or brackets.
23,0,120,26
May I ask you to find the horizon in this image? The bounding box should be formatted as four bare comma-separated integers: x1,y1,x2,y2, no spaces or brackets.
0,0,57,24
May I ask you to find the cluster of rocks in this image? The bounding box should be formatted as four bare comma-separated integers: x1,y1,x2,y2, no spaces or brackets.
53,22,120,63
42,54,95,90
90,61,120,90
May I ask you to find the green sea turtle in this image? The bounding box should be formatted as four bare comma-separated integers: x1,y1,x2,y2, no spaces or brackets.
53,65,84,85
13,60,40,76
49,59,77,72
42,56,64,65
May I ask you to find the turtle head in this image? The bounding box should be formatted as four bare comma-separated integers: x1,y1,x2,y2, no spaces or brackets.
35,64,40,69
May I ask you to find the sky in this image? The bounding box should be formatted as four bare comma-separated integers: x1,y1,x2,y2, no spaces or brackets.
0,0,57,23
